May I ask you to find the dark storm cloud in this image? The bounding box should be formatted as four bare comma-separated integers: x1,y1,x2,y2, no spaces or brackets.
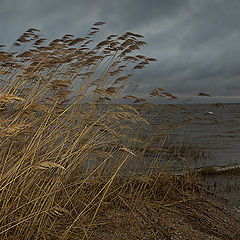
0,0,240,102
128,0,240,102
97,0,189,32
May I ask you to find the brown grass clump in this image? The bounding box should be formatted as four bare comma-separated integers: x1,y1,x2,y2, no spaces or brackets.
0,23,239,239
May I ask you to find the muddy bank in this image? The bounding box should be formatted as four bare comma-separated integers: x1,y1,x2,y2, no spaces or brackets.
198,165,240,214
31,174,240,240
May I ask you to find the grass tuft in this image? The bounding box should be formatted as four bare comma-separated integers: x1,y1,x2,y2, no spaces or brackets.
0,23,239,239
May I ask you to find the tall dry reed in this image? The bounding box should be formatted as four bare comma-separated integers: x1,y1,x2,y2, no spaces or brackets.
0,23,218,239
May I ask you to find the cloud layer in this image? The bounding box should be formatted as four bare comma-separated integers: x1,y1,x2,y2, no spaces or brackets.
1,0,240,103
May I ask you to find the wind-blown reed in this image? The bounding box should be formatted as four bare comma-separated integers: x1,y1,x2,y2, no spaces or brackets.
0,23,237,239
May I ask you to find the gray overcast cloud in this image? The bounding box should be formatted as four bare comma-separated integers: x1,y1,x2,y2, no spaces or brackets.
1,0,240,103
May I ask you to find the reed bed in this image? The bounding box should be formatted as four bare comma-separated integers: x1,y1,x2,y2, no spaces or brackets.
0,23,239,239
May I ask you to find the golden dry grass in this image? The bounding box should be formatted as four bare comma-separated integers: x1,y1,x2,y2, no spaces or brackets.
0,23,238,239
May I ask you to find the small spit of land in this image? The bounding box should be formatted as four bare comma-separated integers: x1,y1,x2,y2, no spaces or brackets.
0,24,239,239
14,174,239,240
35,174,240,240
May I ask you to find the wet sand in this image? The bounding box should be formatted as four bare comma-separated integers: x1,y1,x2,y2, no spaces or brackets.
200,172,240,213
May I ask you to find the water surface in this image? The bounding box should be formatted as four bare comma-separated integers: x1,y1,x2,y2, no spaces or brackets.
143,104,240,169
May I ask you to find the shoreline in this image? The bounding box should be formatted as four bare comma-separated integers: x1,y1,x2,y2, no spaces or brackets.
45,174,240,239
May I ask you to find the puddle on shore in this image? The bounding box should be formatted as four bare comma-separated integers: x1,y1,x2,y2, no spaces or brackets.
199,173,240,212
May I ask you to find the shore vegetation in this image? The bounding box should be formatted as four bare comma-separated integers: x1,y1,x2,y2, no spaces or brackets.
0,23,239,239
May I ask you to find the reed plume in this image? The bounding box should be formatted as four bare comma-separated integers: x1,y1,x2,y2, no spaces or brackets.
0,23,235,240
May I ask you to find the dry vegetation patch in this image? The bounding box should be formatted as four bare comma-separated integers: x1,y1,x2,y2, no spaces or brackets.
0,23,238,239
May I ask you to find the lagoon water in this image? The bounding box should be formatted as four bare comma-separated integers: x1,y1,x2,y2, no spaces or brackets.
143,104,240,169
141,104,240,208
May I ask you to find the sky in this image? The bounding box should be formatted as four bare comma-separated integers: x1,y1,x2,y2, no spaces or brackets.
1,0,240,103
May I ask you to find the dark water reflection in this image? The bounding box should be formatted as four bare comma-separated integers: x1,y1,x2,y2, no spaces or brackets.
141,104,240,209
143,104,240,169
